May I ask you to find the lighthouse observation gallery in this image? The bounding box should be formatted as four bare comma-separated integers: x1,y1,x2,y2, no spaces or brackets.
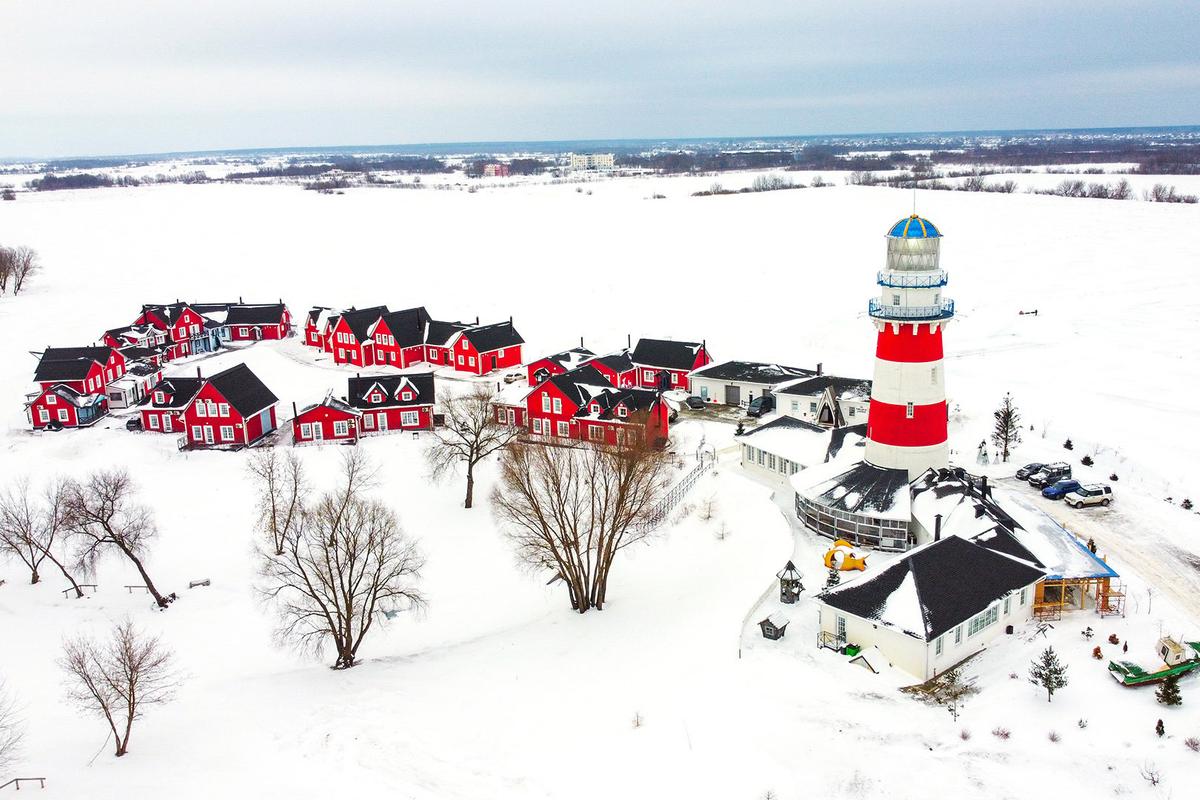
790,215,954,552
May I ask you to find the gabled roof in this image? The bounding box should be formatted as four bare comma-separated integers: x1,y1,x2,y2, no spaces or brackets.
462,321,524,352
297,392,361,418
425,319,471,346
821,535,1044,642
34,383,104,408
346,373,435,409
578,386,660,420
534,346,594,371
377,306,432,348
739,415,849,467
775,375,872,400
630,338,706,371
34,358,101,383
339,306,390,341
306,306,329,325
691,360,815,384
791,458,910,521
588,351,635,374
205,363,278,417
225,303,287,325
545,365,614,409
39,346,114,364
143,377,204,408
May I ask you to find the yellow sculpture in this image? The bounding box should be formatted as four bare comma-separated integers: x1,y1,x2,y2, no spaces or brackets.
824,539,868,571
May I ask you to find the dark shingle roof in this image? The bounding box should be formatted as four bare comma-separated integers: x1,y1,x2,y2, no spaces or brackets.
341,306,389,341
547,365,613,408
821,535,1045,641
379,307,432,348
346,373,435,409
691,360,815,384
589,351,635,373
806,460,909,516
142,377,204,408
225,304,287,325
40,346,113,363
463,321,524,352
425,319,470,346
206,363,278,417
777,375,872,398
630,338,706,371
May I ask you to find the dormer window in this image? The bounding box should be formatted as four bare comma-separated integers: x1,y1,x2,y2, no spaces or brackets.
617,406,627,418
591,403,600,414
370,393,381,403
154,391,165,405
401,391,413,402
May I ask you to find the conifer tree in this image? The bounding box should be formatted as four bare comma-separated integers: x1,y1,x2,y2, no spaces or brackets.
1029,646,1069,702
825,566,841,589
1156,674,1182,706
991,392,1021,462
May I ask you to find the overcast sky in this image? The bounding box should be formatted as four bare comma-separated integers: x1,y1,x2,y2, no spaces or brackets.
3,0,1199,157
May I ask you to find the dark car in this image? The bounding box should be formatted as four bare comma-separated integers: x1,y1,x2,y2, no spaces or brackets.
1029,462,1072,488
1042,479,1082,500
1016,462,1045,480
685,395,706,410
747,394,775,418
125,417,143,432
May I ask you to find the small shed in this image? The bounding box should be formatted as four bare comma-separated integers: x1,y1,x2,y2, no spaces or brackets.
776,561,804,604
848,645,891,674
759,612,790,641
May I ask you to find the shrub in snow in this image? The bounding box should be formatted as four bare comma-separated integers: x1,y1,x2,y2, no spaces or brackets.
1029,646,1069,702
1093,646,1103,660
632,712,643,729
960,729,971,741
991,727,1011,740
1082,626,1094,640
1140,762,1162,786
825,566,841,588
1184,736,1199,753
1063,439,1074,450
1081,455,1094,467
1048,731,1060,743
1156,720,1166,738
1183,499,1194,511
1156,674,1183,707
1009,672,1019,680
1108,634,1120,645
1110,473,1119,481
1078,719,1088,729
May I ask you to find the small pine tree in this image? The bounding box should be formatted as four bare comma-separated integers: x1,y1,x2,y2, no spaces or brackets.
1183,498,1194,511
825,566,841,588
1063,439,1074,450
735,421,745,436
1029,646,1069,702
991,393,1022,462
1081,455,1094,467
1156,674,1182,706
1110,473,1119,482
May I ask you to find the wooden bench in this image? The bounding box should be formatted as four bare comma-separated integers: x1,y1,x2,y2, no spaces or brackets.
61,584,98,598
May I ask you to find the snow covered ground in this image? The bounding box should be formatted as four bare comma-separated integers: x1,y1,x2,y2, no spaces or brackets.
1,174,1199,797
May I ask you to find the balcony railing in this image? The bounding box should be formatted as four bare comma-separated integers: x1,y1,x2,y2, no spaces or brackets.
868,298,955,320
877,270,948,288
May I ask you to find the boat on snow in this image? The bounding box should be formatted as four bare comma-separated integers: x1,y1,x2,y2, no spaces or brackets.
1108,636,1200,687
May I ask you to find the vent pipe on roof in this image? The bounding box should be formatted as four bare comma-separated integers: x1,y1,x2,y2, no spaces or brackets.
981,475,990,499
292,401,298,418
817,362,823,376
580,336,585,348
196,366,202,379
239,296,243,304
627,333,631,348
475,315,480,325
934,513,942,541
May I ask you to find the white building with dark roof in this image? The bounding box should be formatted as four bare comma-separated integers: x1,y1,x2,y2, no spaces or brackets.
688,360,815,408
739,417,864,486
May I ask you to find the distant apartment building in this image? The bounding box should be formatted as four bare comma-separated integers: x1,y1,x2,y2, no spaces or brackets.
483,162,510,177
568,153,615,172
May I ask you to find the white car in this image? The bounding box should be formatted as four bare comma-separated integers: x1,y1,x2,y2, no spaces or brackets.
1065,484,1113,508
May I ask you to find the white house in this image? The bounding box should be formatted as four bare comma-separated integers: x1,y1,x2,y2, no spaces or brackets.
776,375,871,427
688,360,815,407
738,416,864,485
816,535,1044,681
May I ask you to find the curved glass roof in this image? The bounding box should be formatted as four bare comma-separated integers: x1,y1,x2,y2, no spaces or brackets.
888,215,941,238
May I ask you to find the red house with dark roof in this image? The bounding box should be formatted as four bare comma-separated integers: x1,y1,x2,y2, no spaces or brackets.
523,365,668,445
139,376,204,434
34,346,126,395
449,320,524,375
346,373,435,434
225,303,291,341
26,384,107,430
369,307,433,368
181,363,279,448
292,393,362,444
526,345,594,385
585,351,639,388
329,306,390,366
629,338,712,391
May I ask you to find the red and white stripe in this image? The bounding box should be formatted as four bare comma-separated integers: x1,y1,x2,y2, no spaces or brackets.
864,321,949,477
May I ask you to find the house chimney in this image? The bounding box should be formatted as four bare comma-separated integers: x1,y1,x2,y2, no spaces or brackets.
580,336,585,348
475,315,480,325
196,366,202,379
981,475,990,499
509,316,513,328
239,296,243,304
934,513,942,541
292,401,298,418
627,333,631,348
817,362,823,376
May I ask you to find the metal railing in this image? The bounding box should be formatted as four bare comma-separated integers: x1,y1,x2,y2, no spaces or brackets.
868,298,955,320
877,270,947,288
0,777,46,791
634,452,714,533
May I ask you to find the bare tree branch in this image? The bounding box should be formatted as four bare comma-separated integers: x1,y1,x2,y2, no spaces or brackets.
9,246,39,295
247,449,310,556
425,385,522,508
0,679,21,772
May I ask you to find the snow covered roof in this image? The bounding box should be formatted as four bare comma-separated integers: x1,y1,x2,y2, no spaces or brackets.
791,456,910,522
762,612,790,629
347,373,435,409
888,214,941,239
629,338,705,371
533,346,594,372
820,535,1044,642
690,360,815,385
775,375,872,401
493,381,533,406
297,391,361,418
910,469,1118,580
33,384,105,409
740,416,858,468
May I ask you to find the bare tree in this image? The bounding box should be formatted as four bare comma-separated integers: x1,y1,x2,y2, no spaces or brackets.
991,392,1021,463
59,620,177,757
492,438,670,612
426,385,522,508
0,247,12,294
9,246,39,295
0,679,21,773
63,470,170,608
247,449,309,556
0,478,84,596
259,451,425,669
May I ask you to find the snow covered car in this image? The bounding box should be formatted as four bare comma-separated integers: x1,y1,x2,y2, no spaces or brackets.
1028,463,1072,488
1041,479,1082,500
1065,484,1113,508
685,395,706,410
1016,462,1046,480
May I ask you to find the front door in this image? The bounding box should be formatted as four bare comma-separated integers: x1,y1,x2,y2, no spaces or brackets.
312,423,323,442
203,425,215,445
163,415,173,433
378,412,388,432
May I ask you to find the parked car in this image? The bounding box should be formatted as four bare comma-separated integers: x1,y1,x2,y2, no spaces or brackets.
503,372,523,384
1016,462,1046,480
125,417,143,432
1065,484,1113,508
747,394,775,418
1029,462,1072,488
685,395,706,410
1042,479,1082,500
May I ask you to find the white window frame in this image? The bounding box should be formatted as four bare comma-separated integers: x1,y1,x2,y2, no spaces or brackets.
935,636,944,656
400,411,419,427
46,394,57,405
149,414,160,430
38,408,49,423
154,391,164,405
333,420,349,437
195,402,207,418
556,420,570,437
220,425,234,442
300,422,313,439
533,418,544,435
363,414,375,430
541,394,551,412
643,369,655,382
589,425,604,441
191,425,202,441
552,398,562,414
218,403,230,417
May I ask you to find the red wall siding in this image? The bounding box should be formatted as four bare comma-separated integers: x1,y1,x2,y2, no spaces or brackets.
29,393,78,429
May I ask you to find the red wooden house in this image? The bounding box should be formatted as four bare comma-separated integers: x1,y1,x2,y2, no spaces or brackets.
346,373,435,434
526,345,593,385
423,319,471,366
629,338,712,391
303,307,333,348
448,320,524,375
291,393,362,444
139,376,204,434
26,384,107,430
329,306,389,367
584,351,638,388
181,363,279,448
225,303,291,341
34,346,126,394
135,303,212,359
101,324,165,351
523,365,668,445
369,307,432,368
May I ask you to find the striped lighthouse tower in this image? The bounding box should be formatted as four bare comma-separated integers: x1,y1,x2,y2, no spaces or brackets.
863,215,954,479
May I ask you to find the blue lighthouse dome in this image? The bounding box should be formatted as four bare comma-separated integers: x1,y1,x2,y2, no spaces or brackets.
888,215,941,239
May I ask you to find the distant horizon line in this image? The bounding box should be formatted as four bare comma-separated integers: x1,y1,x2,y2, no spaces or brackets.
6,122,1200,164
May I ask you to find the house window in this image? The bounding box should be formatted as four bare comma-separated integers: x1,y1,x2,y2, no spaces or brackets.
643,369,654,382
468,356,476,367
809,401,817,413
333,420,349,437
779,459,789,474
57,409,69,422
848,407,856,417
496,348,504,358
556,420,570,437
299,422,312,439
457,355,465,366
836,615,846,640
589,425,604,441
617,407,627,418
767,453,776,470
935,636,944,656
931,366,938,385
590,404,600,414
149,415,160,430
954,625,963,645
791,400,799,412
1004,596,1012,615
239,327,248,337
154,391,164,405
497,408,506,423
400,411,419,427
363,415,374,430
541,395,550,413
744,446,755,462
196,403,207,418
552,398,562,414
892,293,901,306
46,395,57,405
1019,588,1028,607
532,418,543,435
371,393,381,403
905,402,914,419
38,409,49,423
191,425,202,440
757,449,765,465
207,400,219,416
220,425,234,441
401,391,413,402
164,416,173,432
218,403,229,417
967,605,1000,637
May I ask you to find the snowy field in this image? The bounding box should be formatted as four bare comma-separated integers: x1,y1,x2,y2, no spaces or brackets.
1,175,1200,797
